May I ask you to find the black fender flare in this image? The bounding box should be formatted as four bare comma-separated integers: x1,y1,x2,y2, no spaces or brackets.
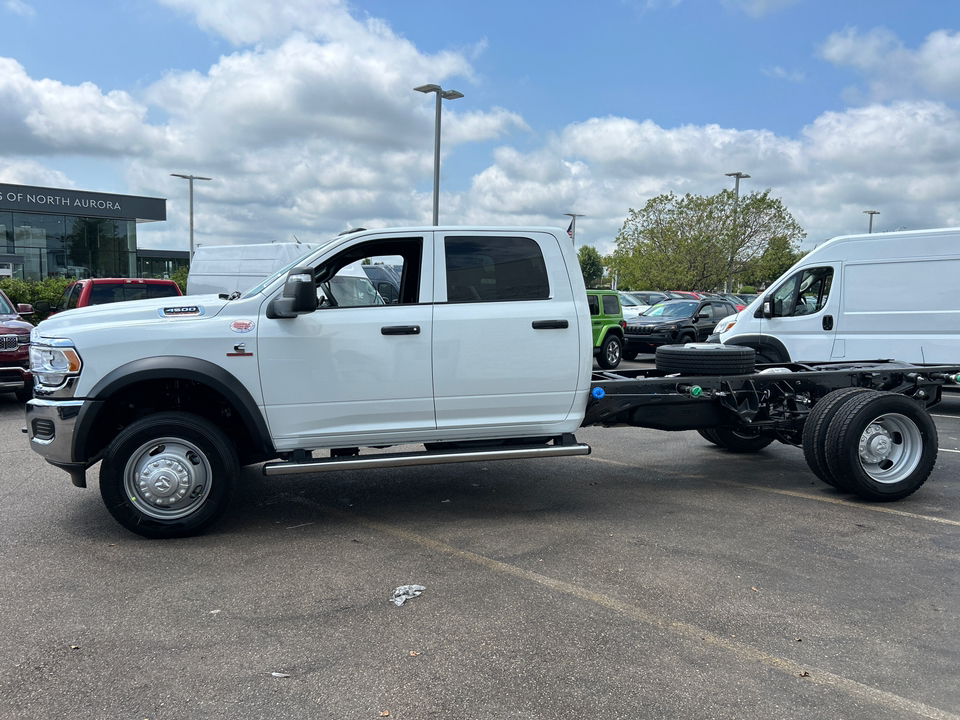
74,356,274,462
721,334,791,363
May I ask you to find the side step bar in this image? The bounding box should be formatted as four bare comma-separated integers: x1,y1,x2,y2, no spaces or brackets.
263,441,592,477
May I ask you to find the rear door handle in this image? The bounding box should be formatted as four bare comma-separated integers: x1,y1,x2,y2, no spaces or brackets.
532,320,569,329
381,325,420,335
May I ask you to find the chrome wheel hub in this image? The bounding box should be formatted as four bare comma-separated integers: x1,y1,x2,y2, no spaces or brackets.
855,413,922,484
124,437,212,520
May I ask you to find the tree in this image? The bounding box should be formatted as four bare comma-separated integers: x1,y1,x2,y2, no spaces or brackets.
577,245,604,288
741,236,804,290
609,190,805,292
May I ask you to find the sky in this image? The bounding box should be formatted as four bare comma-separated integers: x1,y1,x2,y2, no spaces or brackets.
1,0,959,255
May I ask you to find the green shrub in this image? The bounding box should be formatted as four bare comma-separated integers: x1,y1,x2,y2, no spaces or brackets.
0,277,73,324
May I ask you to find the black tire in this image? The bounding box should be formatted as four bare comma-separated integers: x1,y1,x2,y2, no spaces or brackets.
712,427,775,453
802,387,874,488
597,334,622,369
697,428,721,445
755,348,782,364
99,412,239,538
622,349,638,362
14,386,33,403
823,392,938,501
655,344,756,376
677,332,696,345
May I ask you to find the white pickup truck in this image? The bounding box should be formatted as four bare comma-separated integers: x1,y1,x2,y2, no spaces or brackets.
24,226,960,538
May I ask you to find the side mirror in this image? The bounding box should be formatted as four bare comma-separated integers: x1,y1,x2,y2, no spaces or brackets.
697,310,709,319
266,266,318,319
17,303,35,315
762,299,773,319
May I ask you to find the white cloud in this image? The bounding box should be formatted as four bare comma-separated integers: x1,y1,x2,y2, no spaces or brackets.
2,2,958,257
3,0,34,18
821,27,960,102
720,0,800,18
762,65,805,83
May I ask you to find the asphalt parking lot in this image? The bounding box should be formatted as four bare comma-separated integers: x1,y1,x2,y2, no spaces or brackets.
2,388,959,720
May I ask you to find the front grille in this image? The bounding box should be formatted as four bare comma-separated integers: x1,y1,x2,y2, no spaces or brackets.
0,335,21,351
626,326,656,335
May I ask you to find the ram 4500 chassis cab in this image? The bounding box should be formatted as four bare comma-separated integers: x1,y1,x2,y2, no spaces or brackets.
24,226,960,538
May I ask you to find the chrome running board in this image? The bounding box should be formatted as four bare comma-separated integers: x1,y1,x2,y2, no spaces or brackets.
263,441,591,477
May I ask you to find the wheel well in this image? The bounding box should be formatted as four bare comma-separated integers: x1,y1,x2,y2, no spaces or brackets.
84,378,268,466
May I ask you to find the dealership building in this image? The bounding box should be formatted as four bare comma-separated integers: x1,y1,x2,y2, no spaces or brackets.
0,183,188,281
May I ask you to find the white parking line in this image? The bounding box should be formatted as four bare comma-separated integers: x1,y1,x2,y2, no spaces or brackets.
316,502,960,720
586,456,960,527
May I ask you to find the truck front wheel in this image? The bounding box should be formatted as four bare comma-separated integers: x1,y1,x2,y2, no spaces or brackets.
99,412,239,538
824,392,938,501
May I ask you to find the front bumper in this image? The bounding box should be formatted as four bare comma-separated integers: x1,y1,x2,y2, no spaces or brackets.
0,365,31,392
25,398,90,486
623,331,674,352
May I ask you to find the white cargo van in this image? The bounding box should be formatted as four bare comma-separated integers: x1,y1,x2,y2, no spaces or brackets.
716,227,960,364
186,242,318,296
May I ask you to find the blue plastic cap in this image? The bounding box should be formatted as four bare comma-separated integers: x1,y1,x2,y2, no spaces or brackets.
591,387,605,399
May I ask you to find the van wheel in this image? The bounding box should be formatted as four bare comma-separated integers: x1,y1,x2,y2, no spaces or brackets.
99,412,238,538
823,392,938,501
697,428,721,445
655,344,755,375
755,348,783,364
597,334,622,369
802,387,874,488
710,427,774,453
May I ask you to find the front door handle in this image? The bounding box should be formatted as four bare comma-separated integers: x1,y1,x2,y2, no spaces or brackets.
532,320,569,329
822,315,834,331
381,325,420,335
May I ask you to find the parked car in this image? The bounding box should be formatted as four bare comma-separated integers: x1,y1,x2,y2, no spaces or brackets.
627,291,670,306
617,291,650,321
43,278,182,315
715,293,747,311
622,298,739,359
0,289,34,402
587,289,626,369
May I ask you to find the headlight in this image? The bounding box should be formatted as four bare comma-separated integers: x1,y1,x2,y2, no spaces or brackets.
655,324,679,332
30,339,82,387
714,316,738,335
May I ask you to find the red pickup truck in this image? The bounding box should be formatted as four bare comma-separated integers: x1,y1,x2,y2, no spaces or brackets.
50,278,182,313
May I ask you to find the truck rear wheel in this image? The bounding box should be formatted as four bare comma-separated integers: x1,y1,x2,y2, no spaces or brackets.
823,392,938,501
99,411,239,538
597,334,622,369
655,344,755,376
802,387,874,488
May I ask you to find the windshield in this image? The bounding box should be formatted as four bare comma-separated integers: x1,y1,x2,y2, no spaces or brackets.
642,301,698,318
241,240,335,298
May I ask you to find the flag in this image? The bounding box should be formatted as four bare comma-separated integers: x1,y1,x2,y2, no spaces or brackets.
566,220,573,239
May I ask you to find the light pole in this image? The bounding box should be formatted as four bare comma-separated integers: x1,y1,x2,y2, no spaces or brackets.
414,84,464,226
171,173,212,261
564,213,584,245
863,210,880,233
725,172,750,293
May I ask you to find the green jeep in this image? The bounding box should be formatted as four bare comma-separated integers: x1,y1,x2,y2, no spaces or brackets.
586,289,625,369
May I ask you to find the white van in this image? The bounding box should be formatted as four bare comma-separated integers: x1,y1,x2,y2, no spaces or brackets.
186,242,318,296
715,227,960,364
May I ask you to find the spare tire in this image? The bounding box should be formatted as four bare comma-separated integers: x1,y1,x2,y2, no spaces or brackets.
655,344,756,376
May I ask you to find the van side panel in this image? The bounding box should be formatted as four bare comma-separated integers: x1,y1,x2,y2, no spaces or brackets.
839,257,960,363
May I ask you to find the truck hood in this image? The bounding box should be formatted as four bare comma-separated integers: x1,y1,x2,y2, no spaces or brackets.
0,313,33,334
627,315,693,327
36,294,231,337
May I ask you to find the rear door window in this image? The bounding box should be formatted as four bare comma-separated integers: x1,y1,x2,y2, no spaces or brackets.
601,294,619,315
444,236,550,302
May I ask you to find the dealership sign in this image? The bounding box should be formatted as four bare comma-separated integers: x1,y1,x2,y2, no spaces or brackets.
0,183,166,222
